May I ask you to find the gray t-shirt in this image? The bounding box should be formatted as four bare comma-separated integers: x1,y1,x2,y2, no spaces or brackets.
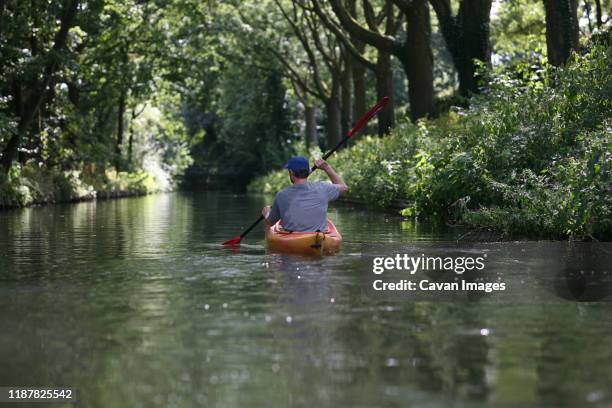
268,182,341,232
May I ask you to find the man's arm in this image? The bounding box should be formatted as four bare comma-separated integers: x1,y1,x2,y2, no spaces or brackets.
315,159,348,195
262,206,273,226
262,199,281,226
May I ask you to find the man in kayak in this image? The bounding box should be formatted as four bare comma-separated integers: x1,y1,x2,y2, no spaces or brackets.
262,156,348,232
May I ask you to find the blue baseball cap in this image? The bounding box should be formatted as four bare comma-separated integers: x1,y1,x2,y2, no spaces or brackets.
284,156,310,172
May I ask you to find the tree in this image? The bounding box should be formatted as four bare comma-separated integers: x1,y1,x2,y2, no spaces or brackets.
429,0,492,96
310,0,401,134
0,0,79,174
170,0,298,186
289,79,319,148
268,0,347,147
543,0,580,66
328,0,434,121
216,65,294,182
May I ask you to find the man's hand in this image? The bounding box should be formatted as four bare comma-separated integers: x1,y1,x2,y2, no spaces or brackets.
262,205,271,219
315,159,348,195
315,159,331,171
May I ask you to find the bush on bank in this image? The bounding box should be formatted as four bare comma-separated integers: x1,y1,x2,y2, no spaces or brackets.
249,35,611,240
0,161,161,209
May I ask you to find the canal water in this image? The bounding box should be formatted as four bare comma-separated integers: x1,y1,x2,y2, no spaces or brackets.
1,192,611,407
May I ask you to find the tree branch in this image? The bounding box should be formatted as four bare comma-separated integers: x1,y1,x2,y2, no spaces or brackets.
274,0,329,97
427,0,453,28
266,45,324,100
362,0,379,31
328,0,402,55
304,7,338,73
309,0,375,71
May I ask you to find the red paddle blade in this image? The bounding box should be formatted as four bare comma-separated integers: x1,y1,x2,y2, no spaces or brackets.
222,236,242,246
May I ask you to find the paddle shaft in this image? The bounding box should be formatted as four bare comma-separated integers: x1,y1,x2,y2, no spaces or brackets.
225,96,390,244
238,214,265,240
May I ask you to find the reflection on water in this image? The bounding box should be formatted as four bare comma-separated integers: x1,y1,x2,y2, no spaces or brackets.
0,192,611,407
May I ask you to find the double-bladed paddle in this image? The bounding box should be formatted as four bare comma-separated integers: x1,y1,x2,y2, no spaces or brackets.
222,96,390,246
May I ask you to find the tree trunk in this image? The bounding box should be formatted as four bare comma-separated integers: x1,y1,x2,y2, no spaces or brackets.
351,47,367,122
375,51,394,135
456,0,492,95
340,54,353,138
594,0,603,27
403,0,434,121
305,105,318,148
0,0,5,38
346,0,367,122
543,0,580,66
67,81,80,106
431,0,492,96
3,81,24,171
115,90,126,171
325,79,342,148
327,0,433,121
325,99,342,148
1,0,79,174
128,108,136,166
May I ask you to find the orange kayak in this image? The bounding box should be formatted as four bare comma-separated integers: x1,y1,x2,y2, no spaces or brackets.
265,219,342,256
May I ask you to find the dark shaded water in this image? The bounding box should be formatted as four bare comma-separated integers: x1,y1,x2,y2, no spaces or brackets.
1,192,611,407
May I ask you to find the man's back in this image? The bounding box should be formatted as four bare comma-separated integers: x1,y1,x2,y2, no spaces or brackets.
268,181,341,232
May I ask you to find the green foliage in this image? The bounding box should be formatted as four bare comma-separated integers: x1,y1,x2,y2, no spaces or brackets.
412,37,611,239
249,36,611,240
185,64,295,187
491,0,547,62
0,161,161,208
219,67,294,175
0,0,197,206
129,101,193,184
101,170,159,196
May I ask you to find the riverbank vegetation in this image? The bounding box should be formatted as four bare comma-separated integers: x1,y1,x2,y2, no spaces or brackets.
250,34,611,240
1,0,610,240
0,1,195,208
